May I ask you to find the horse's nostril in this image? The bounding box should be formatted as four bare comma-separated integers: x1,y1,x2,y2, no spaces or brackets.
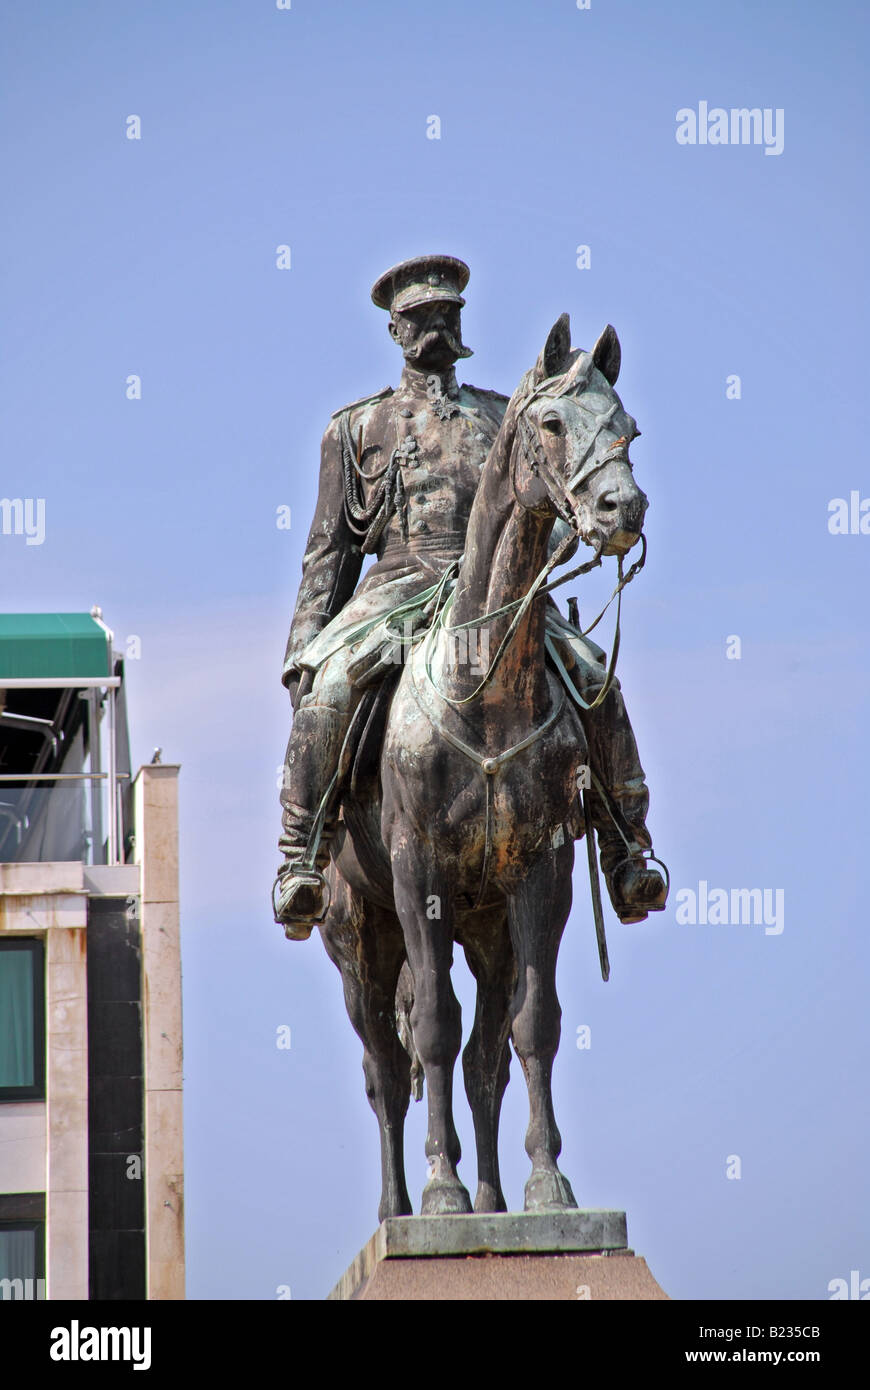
598,498,618,512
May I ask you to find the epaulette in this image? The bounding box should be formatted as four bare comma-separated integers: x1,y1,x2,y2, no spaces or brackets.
460,383,510,404
330,385,393,420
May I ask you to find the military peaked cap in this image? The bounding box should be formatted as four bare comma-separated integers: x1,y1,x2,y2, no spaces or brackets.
371,254,470,314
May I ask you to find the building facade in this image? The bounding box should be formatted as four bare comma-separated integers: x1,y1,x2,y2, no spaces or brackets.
0,612,184,1300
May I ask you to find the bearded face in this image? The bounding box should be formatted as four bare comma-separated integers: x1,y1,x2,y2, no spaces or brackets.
388,302,473,369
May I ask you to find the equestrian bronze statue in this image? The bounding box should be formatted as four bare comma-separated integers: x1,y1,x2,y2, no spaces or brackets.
273,255,667,1220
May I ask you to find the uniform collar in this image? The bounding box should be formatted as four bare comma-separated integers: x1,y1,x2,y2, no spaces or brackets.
397,364,459,399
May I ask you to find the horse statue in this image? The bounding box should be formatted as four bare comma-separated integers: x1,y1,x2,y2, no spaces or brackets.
317,313,655,1220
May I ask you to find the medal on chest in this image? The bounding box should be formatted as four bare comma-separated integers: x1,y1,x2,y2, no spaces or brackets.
426,372,460,420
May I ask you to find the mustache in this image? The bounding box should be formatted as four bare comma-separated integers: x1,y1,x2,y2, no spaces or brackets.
412,327,474,359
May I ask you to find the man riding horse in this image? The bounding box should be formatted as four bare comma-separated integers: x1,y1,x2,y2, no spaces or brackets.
273,254,666,936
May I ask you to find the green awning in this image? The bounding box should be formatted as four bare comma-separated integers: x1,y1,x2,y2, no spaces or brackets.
0,614,111,681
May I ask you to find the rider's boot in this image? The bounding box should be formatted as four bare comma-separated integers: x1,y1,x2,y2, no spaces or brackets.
580,685,668,925
591,784,668,924
274,706,350,940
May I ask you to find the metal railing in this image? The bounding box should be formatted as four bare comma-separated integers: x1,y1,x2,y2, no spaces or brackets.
0,680,130,866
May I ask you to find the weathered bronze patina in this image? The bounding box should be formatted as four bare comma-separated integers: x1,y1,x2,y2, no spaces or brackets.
274,256,667,1219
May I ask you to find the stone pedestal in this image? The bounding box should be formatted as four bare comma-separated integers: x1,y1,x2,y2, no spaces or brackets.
327,1212,669,1301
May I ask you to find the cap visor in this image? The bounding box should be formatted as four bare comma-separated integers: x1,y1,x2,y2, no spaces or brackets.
393,289,466,312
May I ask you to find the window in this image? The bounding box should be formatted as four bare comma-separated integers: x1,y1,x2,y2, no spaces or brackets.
0,1224,45,1300
0,1197,46,1301
0,939,45,1101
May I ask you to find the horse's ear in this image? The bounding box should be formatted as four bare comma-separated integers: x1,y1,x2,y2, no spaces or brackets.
535,313,572,382
592,324,621,385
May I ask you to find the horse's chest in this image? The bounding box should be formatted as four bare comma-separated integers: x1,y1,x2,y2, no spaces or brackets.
418,717,585,883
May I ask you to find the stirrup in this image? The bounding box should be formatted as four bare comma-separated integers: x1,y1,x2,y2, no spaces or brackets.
608,851,670,924
272,865,331,939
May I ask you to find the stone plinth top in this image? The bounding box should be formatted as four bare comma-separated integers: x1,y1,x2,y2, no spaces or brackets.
328,1211,642,1301
380,1210,627,1257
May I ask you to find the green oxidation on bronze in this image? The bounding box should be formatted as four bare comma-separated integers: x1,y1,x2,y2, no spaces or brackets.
274,255,668,1222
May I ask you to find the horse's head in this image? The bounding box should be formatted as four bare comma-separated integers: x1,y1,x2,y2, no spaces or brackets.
511,314,648,557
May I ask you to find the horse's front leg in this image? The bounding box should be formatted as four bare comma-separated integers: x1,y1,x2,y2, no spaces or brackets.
508,840,579,1212
462,914,514,1213
391,845,472,1216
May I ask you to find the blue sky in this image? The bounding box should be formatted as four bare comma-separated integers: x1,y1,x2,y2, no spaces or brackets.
2,0,867,1300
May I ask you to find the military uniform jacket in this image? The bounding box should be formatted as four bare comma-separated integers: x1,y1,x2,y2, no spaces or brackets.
282,365,508,687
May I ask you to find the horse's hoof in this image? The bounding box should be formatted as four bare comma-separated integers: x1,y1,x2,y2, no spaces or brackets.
378,1195,413,1222
524,1169,578,1212
421,1178,473,1216
474,1182,507,1214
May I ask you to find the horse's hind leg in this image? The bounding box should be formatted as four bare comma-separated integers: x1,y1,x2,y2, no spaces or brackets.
508,842,579,1213
320,882,412,1221
461,913,515,1213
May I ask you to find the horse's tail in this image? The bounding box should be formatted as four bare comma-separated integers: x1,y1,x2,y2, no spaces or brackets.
395,961,423,1102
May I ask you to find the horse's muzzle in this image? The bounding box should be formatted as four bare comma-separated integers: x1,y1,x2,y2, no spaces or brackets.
603,527,643,557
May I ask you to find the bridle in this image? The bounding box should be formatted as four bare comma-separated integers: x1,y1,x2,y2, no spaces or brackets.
514,355,638,533
516,407,634,536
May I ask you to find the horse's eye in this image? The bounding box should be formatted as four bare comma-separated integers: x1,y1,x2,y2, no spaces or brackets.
542,417,562,436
